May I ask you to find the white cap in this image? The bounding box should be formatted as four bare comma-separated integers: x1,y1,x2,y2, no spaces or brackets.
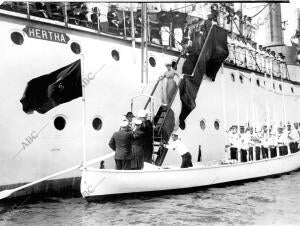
134,119,142,125
165,59,173,66
120,120,129,127
137,109,147,118
172,131,179,136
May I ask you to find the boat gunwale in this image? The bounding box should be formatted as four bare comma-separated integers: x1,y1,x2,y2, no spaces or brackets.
83,151,300,174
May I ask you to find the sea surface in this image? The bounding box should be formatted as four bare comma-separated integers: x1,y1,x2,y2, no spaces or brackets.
1,170,300,226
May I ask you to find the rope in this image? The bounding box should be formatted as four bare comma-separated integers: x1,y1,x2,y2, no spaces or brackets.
249,3,269,18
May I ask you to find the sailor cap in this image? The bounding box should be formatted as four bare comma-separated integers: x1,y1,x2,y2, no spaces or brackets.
137,109,147,118
134,119,142,125
172,131,179,136
120,120,129,127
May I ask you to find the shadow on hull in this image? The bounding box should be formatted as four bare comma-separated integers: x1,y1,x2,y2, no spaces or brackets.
0,177,81,205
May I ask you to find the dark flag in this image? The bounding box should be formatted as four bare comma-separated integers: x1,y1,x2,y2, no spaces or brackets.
20,60,82,114
179,25,229,129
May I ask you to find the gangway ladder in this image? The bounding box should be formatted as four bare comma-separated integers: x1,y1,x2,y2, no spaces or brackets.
153,105,169,166
152,78,183,166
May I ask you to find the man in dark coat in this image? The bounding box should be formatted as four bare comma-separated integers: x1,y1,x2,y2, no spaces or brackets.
138,109,153,163
131,119,145,170
109,120,133,170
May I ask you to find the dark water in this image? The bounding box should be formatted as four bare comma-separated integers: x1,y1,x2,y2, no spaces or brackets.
1,171,300,225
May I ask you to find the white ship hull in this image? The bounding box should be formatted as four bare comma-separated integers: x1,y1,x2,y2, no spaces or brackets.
81,152,300,201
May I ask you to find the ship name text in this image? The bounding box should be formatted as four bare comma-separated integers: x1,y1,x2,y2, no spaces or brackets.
23,26,70,44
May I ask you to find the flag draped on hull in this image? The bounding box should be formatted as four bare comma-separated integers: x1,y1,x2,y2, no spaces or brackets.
20,60,82,114
179,25,229,129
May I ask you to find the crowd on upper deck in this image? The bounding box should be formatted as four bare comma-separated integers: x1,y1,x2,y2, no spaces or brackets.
0,2,289,77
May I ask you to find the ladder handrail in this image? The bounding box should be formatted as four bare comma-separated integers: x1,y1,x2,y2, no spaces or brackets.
144,79,160,110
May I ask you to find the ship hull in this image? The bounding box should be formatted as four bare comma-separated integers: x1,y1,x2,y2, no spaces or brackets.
81,152,300,202
2,8,300,199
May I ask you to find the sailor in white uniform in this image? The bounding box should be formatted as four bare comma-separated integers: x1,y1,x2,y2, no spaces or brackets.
288,123,300,153
277,126,289,156
227,34,236,64
256,45,265,73
265,49,272,75
260,127,270,159
279,53,287,79
235,36,246,67
164,131,193,168
244,127,255,161
246,41,255,70
271,51,279,77
227,126,240,160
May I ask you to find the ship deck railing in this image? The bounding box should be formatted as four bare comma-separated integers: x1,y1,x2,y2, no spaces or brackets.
1,3,300,88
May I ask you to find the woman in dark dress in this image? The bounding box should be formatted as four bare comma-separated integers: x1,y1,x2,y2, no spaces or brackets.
131,119,145,170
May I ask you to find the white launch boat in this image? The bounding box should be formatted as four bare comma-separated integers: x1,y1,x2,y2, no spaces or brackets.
80,151,300,201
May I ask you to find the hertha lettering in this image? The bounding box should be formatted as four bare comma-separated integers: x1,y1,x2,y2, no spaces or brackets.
23,26,70,44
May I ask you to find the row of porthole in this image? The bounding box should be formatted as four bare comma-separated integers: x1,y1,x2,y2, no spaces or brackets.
54,116,102,131
11,32,175,68
200,119,220,131
71,41,163,68
231,73,294,93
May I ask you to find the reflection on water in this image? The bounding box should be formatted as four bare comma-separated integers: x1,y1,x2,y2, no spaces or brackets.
1,171,300,225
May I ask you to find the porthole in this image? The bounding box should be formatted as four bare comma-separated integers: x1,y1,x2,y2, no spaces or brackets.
279,84,282,91
214,120,220,130
200,119,206,130
54,116,66,130
149,57,156,67
111,50,120,61
70,42,81,54
11,32,24,45
92,117,103,130
291,87,294,93
239,75,243,83
231,73,235,82
256,79,260,86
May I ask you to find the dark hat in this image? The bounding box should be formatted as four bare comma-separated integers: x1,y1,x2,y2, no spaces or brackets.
270,51,276,57
124,112,134,117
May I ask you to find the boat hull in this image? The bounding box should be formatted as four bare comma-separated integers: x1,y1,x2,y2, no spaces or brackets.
81,152,300,201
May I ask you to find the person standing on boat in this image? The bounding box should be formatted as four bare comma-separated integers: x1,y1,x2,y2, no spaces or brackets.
138,109,154,163
131,119,145,170
164,131,193,168
288,123,299,153
277,126,289,156
109,120,133,170
227,126,239,160
159,60,180,106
